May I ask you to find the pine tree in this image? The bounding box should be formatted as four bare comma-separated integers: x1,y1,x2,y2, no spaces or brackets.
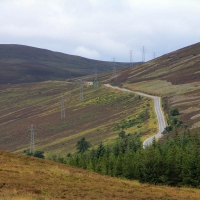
96,143,106,158
76,137,91,153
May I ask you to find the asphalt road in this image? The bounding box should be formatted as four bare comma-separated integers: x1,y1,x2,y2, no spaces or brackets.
104,84,166,148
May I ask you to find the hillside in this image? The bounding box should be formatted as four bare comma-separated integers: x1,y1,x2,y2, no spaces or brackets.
114,42,200,85
0,81,157,155
0,44,140,84
108,42,200,132
1,150,200,200
1,43,200,154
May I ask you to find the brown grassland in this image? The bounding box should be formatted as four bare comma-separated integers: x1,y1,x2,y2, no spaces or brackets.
106,42,200,135
0,44,134,84
1,42,200,199
1,150,200,200
0,80,156,156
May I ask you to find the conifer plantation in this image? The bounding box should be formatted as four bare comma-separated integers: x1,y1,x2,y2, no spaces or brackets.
50,129,200,188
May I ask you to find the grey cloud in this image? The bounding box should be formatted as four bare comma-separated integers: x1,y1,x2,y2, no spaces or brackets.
0,0,199,62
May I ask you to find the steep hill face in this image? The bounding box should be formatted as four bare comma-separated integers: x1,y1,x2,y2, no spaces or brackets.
1,150,200,199
0,44,138,84
111,42,200,131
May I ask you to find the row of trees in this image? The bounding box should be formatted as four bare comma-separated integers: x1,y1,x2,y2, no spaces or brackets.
23,105,200,188
49,129,200,188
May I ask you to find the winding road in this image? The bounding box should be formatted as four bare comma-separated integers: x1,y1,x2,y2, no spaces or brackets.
104,84,166,148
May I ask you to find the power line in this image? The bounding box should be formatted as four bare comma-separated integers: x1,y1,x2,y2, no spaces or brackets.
61,95,65,120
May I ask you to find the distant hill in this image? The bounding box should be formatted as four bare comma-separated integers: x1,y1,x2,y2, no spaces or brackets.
0,80,156,155
0,44,140,84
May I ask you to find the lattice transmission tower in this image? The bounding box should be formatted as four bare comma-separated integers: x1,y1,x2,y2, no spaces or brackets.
80,79,84,101
12,44,14,63
28,124,36,153
112,57,116,77
61,95,65,120
142,46,146,62
153,52,156,59
94,66,98,89
130,50,133,68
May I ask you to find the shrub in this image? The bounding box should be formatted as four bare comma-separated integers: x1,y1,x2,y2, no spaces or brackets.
33,150,45,159
118,130,126,138
76,137,91,153
170,108,179,116
165,125,172,132
24,150,45,159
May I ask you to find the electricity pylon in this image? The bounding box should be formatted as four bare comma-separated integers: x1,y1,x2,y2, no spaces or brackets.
80,79,84,101
142,46,146,62
28,124,36,153
61,95,65,120
112,57,116,77
94,66,98,89
130,50,133,68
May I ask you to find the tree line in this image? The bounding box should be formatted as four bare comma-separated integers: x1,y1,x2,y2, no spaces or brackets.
49,128,200,188
26,107,200,188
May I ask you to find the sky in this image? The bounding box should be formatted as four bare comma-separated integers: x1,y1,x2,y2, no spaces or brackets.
0,0,200,62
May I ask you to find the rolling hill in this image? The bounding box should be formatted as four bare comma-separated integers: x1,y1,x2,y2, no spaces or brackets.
1,42,200,154
108,42,200,133
0,44,140,84
1,43,200,198
0,81,156,155
1,150,200,200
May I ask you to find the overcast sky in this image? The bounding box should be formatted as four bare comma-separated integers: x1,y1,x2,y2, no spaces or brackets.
0,0,199,62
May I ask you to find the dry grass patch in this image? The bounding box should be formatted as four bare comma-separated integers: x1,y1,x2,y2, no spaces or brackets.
0,81,155,155
1,150,200,200
124,81,197,96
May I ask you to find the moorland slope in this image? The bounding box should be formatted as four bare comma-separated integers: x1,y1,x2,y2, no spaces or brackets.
1,42,200,154
0,44,140,84
0,81,156,155
1,43,200,199
108,42,200,132
1,150,200,200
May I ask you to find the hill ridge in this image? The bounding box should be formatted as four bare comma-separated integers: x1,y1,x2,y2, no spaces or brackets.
0,44,141,84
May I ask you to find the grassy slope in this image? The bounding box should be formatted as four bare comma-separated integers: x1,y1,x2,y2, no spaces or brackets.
0,80,156,156
112,42,200,131
1,42,200,199
0,44,141,84
1,150,200,200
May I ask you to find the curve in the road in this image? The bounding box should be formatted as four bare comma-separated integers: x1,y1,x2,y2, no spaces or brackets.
104,84,166,148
